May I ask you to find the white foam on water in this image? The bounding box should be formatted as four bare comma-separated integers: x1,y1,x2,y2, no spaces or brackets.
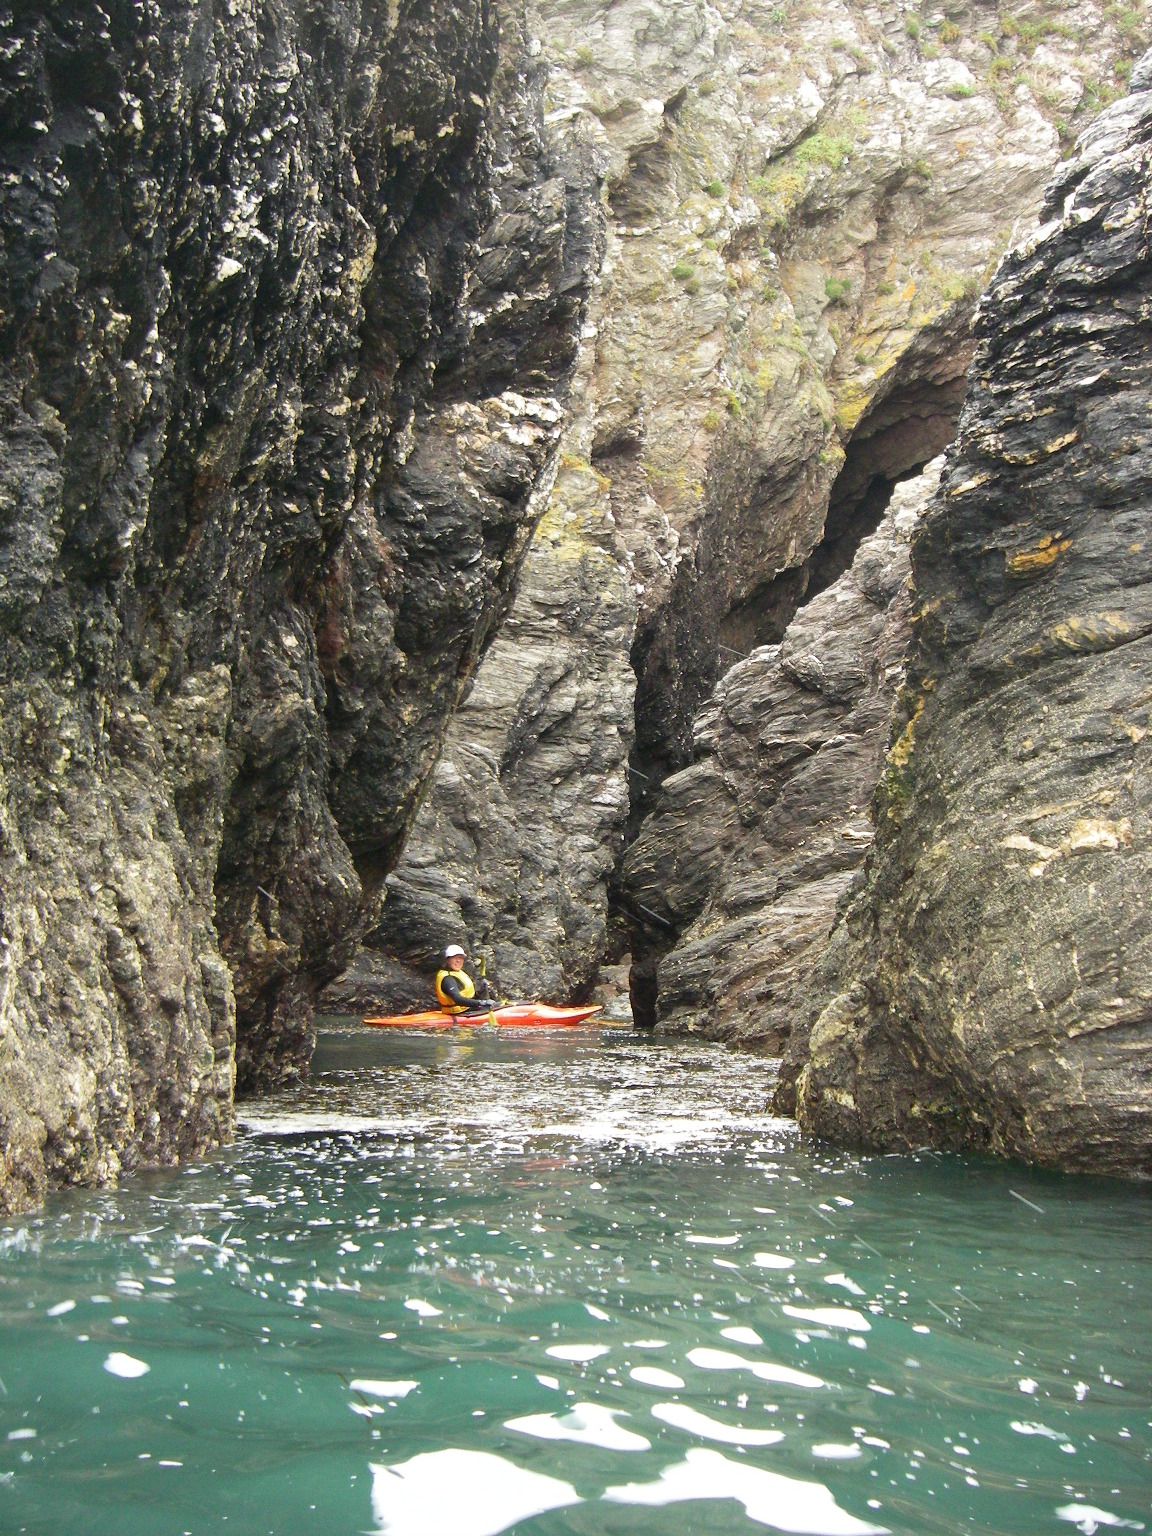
1018,1377,1039,1394
546,1343,609,1363
585,1303,612,1322
538,1113,789,1153
824,1274,865,1297
603,1447,889,1534
652,1402,785,1447
783,1306,870,1333
506,1402,649,1452
404,1299,442,1318
721,1326,763,1347
103,1352,150,1379
6,1429,35,1441
713,1257,740,1270
535,1374,560,1390
370,1448,580,1536
754,1253,795,1270
351,1380,419,1398
687,1347,824,1390
239,1111,429,1136
627,1339,668,1349
630,1366,685,1389
45,1300,75,1317
812,1444,862,1460
685,1234,740,1246
1056,1506,1145,1534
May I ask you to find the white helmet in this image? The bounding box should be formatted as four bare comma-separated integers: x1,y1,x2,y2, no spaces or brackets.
444,944,466,959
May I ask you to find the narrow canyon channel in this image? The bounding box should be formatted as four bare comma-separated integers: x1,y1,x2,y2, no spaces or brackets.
0,1024,1148,1536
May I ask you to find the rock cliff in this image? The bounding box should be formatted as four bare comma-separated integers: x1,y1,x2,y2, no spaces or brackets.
0,0,595,1212
789,57,1152,1176
349,0,1138,1011
4,0,1149,1212
625,458,941,1044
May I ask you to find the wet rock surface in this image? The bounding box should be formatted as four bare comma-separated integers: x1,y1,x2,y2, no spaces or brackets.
352,0,1135,1011
0,0,593,1211
623,460,941,1046
330,458,635,1010
790,60,1152,1177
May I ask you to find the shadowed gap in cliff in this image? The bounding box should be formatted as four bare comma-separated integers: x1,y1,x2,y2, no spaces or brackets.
617,337,973,1027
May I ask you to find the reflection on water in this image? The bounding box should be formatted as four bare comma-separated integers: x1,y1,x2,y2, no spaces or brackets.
0,1025,1148,1535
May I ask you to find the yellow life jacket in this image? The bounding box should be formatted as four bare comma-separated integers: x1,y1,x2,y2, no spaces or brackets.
435,967,475,1013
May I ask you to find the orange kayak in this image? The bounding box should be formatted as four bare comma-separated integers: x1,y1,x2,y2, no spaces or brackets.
362,1003,603,1030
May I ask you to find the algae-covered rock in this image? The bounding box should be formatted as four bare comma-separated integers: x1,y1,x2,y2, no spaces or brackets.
791,55,1152,1177
356,0,1136,1010
0,0,595,1212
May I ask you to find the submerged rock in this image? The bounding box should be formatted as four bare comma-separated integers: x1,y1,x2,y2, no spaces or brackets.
791,56,1152,1177
0,0,594,1212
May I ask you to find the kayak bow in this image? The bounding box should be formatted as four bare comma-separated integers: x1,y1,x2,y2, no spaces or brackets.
362,1003,603,1030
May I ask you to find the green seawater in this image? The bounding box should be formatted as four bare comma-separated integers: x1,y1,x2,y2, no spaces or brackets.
0,1027,1149,1536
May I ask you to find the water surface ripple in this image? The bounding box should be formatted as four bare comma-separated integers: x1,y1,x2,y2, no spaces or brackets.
0,1027,1149,1535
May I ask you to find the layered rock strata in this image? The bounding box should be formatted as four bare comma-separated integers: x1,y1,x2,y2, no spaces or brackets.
791,59,1152,1176
0,0,594,1211
624,460,941,1046
353,0,1136,1009
332,455,635,1010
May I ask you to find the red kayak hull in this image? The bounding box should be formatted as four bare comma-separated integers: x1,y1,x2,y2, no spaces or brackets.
362,1003,603,1030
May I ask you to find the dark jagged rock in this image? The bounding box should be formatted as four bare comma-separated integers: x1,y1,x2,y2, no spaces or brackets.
340,0,1135,1013
791,58,1152,1177
0,0,594,1212
326,455,634,1011
622,461,940,1045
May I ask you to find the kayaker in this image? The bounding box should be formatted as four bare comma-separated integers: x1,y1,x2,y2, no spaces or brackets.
435,945,493,1015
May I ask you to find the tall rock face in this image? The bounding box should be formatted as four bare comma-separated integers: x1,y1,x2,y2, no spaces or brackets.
0,0,595,1213
350,0,1135,1011
625,459,941,1045
334,457,635,1010
790,60,1152,1178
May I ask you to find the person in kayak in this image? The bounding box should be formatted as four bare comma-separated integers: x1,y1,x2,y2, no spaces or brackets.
435,944,494,1015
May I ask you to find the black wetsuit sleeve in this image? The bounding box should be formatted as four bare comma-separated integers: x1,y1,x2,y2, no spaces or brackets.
441,973,471,1008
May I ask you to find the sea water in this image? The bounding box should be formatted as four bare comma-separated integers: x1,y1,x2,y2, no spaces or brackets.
0,1026,1149,1536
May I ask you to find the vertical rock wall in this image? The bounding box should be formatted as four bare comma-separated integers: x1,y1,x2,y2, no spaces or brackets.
0,0,596,1212
625,459,942,1045
346,0,1139,1016
790,60,1152,1177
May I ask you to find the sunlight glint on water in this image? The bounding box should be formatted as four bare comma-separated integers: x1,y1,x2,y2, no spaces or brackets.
0,1026,1149,1535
